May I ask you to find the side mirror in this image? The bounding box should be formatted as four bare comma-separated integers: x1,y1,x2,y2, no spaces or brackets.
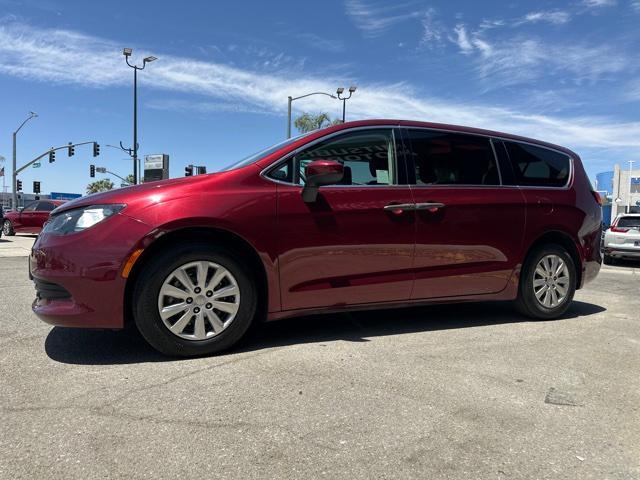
302,159,344,203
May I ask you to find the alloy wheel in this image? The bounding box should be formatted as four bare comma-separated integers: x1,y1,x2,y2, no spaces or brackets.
532,254,570,308
157,261,241,341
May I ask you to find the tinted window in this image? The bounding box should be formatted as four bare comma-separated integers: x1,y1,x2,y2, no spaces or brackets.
37,202,56,211
504,141,570,187
23,202,38,212
268,129,397,186
406,130,499,186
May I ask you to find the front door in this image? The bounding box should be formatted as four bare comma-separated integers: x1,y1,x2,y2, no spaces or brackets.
269,128,416,311
402,128,526,299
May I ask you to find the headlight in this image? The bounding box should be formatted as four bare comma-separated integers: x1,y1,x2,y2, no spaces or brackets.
43,204,125,235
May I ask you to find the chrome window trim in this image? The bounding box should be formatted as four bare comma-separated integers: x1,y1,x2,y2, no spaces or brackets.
402,126,574,190
260,125,403,188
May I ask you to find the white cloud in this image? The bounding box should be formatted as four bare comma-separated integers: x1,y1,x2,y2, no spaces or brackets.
420,8,445,47
582,0,617,7
451,24,474,54
518,10,571,25
1,21,639,160
344,0,422,38
631,0,640,11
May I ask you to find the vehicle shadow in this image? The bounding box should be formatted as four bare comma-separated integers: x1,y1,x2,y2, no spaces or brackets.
45,300,605,366
608,258,640,269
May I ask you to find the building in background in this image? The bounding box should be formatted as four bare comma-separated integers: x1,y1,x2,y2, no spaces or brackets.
611,163,640,223
595,171,614,197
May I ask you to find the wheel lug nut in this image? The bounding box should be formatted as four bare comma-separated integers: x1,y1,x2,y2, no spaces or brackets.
186,298,193,304
206,291,213,297
194,287,201,294
206,303,212,309
194,307,200,313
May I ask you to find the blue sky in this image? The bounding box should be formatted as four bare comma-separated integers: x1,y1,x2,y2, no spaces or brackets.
1,0,639,194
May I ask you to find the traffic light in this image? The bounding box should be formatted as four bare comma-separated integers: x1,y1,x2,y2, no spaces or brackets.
90,164,95,178
185,165,193,176
93,142,100,157
33,181,41,194
68,142,75,157
196,166,207,175
16,179,22,191
48,149,56,163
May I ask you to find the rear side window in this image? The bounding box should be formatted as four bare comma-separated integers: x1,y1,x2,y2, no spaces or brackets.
37,202,56,212
405,130,499,186
504,141,570,187
617,217,640,228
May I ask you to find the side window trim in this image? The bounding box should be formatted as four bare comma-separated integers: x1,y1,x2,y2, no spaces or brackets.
402,127,502,188
262,126,404,187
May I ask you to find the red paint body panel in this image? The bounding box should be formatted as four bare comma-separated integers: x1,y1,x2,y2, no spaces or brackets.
29,120,601,330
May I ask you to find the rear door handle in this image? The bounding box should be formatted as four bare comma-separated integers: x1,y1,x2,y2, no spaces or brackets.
415,202,445,211
383,203,416,213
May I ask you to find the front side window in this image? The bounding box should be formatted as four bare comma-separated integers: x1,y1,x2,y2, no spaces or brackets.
267,129,397,186
504,141,570,187
23,202,38,212
405,130,499,186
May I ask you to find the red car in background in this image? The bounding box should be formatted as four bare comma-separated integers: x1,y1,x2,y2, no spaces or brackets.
3,200,65,235
29,120,602,357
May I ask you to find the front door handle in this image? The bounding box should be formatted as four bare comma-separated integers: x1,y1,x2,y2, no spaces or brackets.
415,202,445,212
383,203,416,214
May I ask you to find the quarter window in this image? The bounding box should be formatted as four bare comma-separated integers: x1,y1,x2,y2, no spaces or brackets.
267,129,397,186
504,141,570,187
406,130,499,186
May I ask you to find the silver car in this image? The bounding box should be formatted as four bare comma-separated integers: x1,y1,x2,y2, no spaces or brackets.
603,214,640,263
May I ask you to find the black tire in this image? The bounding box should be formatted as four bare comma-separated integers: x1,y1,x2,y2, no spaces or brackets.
133,243,257,357
515,244,576,320
3,220,14,236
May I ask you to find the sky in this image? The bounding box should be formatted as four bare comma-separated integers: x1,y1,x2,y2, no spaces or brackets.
0,0,639,195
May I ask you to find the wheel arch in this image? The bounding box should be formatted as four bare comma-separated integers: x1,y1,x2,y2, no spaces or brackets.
522,230,583,289
123,225,269,328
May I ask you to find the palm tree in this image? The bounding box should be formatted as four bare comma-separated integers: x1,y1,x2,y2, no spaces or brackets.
86,179,114,195
294,112,342,134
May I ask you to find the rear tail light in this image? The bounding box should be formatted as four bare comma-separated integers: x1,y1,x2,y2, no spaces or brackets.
591,191,603,205
610,226,630,233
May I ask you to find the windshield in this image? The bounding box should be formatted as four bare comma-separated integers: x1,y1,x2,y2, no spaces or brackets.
219,133,312,172
617,217,640,229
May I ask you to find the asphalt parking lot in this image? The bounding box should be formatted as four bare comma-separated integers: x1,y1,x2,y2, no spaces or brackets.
0,236,638,479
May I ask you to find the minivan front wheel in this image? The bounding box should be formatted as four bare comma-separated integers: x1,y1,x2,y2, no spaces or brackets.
516,245,576,320
133,243,257,357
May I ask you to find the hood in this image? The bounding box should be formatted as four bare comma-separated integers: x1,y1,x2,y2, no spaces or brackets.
53,174,218,215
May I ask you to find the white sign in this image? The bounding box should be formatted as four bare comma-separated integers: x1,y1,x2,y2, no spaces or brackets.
145,154,165,170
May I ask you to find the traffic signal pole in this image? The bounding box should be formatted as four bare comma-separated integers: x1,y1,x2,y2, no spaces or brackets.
13,141,99,206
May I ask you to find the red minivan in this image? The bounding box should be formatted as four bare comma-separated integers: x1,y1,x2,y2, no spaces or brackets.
30,120,602,356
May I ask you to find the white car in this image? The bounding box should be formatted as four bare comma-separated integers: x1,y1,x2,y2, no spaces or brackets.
603,214,640,263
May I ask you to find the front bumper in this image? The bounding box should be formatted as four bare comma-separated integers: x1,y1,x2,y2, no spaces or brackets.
30,213,153,329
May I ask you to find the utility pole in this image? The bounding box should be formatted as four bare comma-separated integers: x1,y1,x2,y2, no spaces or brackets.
12,112,38,210
286,91,338,139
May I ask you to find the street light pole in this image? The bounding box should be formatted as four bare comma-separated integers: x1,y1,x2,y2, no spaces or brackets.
123,48,157,185
336,86,357,123
628,160,635,214
286,91,338,139
11,112,37,210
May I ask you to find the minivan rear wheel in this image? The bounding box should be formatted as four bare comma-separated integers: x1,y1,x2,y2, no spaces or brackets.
133,243,257,357
515,245,576,320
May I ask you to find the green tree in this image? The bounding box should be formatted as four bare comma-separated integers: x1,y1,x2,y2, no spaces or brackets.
124,174,135,186
86,179,114,195
294,112,342,134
